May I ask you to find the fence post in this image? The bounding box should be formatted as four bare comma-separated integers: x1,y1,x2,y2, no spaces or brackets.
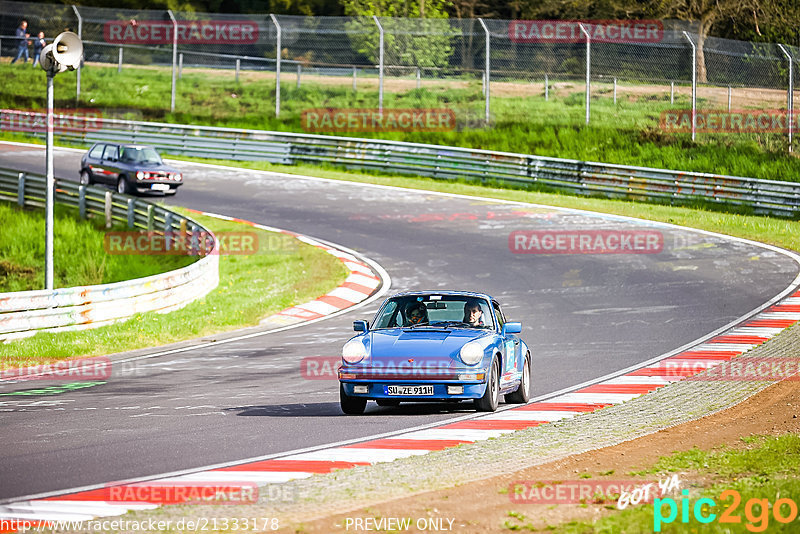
147,204,154,231
778,44,793,153
373,15,384,115
416,67,420,89
78,185,86,219
104,191,113,228
682,31,697,142
478,18,490,125
578,23,591,125
17,173,25,207
297,63,301,89
670,81,674,104
545,74,548,101
270,14,281,117
71,5,82,103
353,66,357,91
235,58,240,83
613,77,617,105
727,85,731,112
179,53,183,79
118,47,123,73
165,212,173,251
127,198,135,229
167,10,178,112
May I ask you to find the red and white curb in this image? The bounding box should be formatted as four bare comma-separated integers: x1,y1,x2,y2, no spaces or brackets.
184,210,382,325
2,290,798,527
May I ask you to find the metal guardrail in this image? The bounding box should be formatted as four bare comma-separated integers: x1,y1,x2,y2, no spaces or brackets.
0,168,219,341
3,110,800,217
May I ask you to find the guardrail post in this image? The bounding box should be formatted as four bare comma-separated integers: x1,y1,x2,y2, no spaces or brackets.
126,198,135,229
189,223,199,256
778,44,793,153
167,10,178,112
78,185,86,218
373,15,384,115
613,78,617,105
235,58,240,83
727,85,732,112
147,204,154,231
17,173,25,207
179,53,183,79
164,211,173,251
104,191,113,228
416,67,420,89
270,14,281,117
683,31,697,142
352,66,357,91
118,47,123,73
578,23,591,125
297,63,302,89
478,18,490,125
670,81,674,104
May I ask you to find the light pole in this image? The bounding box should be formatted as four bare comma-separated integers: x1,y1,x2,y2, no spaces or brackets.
39,31,83,290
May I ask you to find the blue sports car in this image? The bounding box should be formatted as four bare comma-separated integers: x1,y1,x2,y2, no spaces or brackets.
338,291,531,414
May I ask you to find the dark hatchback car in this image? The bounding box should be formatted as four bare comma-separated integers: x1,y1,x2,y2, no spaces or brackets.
79,143,183,195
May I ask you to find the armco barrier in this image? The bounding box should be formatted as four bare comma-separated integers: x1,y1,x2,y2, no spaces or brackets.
3,109,799,218
0,168,219,342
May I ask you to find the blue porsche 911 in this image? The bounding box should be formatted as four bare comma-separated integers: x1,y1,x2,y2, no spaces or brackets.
338,291,531,414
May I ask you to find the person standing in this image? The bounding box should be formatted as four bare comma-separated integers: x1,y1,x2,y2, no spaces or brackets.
32,31,45,67
11,20,31,64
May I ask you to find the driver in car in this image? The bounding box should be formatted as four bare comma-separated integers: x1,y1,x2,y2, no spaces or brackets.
463,300,485,327
404,302,429,326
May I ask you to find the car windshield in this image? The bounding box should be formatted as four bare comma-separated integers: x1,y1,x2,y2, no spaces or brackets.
372,295,494,329
120,147,162,164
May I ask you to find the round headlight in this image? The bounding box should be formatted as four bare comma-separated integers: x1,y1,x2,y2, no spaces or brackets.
459,340,484,366
136,171,144,179
342,338,367,364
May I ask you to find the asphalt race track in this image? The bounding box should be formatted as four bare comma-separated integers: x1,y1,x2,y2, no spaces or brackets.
1,143,798,502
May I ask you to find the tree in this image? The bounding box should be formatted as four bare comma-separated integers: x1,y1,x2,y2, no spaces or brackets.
342,0,457,69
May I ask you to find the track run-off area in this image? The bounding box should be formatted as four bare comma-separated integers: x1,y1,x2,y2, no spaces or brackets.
1,142,799,521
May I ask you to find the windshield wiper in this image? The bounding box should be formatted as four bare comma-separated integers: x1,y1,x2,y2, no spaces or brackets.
427,321,472,328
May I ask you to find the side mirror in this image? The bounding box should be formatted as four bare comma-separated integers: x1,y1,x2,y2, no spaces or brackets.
503,322,522,335
353,320,368,332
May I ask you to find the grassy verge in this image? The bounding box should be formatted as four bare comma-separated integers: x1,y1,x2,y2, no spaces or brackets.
0,208,349,367
179,157,800,254
510,434,800,533
1,61,798,182
0,201,195,292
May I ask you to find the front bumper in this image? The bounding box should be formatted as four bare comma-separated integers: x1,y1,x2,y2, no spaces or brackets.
134,181,182,193
339,379,488,400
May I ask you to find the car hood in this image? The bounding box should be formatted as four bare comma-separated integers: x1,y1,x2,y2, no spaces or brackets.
368,328,492,362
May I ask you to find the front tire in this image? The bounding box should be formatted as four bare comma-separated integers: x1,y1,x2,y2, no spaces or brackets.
505,352,531,404
340,383,367,415
117,176,131,195
79,170,92,186
475,358,500,412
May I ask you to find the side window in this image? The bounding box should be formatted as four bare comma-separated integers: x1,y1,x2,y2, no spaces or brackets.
102,145,119,161
492,302,506,329
88,144,104,159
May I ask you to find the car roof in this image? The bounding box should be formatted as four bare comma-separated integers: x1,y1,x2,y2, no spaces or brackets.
387,290,496,302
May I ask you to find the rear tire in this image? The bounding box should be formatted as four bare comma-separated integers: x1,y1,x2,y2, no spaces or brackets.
475,358,500,412
505,352,531,404
340,383,367,415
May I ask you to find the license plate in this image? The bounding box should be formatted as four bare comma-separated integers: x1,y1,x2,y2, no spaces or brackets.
151,183,170,191
385,385,434,396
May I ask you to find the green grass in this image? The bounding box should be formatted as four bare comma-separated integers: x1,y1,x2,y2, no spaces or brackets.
538,434,800,533
0,208,349,367
2,60,799,183
0,201,195,292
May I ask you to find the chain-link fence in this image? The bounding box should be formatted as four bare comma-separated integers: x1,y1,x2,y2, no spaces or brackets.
2,1,799,151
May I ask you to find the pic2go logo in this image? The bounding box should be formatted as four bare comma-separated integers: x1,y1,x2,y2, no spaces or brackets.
654,489,799,532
